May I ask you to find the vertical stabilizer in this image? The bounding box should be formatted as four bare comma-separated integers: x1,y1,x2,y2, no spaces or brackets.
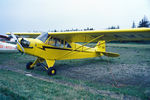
95,40,106,52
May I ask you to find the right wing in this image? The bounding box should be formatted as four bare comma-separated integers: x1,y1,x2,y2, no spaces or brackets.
49,28,150,42
6,28,150,42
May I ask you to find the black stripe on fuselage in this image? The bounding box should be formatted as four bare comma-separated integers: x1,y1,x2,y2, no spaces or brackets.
37,46,92,53
42,46,78,51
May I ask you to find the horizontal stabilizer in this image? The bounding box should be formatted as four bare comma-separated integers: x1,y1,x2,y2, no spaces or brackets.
101,52,120,57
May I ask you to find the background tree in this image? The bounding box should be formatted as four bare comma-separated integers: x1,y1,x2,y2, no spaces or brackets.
107,25,120,29
138,16,150,28
132,21,136,28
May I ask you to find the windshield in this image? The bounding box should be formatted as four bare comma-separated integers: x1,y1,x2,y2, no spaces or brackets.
36,32,49,43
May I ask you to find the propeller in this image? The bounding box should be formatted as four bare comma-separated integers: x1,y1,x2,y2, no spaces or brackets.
10,32,25,52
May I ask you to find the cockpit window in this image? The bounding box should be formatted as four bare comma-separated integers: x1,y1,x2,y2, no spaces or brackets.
46,37,71,48
36,32,49,43
37,33,71,48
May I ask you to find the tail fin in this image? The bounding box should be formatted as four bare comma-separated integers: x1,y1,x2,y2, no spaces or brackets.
95,41,120,57
95,40,106,52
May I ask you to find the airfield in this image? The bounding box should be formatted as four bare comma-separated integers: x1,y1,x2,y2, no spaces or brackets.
0,43,150,100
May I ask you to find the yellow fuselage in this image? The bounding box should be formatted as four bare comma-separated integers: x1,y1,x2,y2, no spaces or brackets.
17,38,105,60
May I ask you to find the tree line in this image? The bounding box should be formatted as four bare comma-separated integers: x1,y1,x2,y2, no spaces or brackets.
50,27,94,32
32,16,149,32
106,16,150,43
108,16,150,29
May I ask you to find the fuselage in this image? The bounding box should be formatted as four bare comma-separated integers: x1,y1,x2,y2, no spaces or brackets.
17,38,104,60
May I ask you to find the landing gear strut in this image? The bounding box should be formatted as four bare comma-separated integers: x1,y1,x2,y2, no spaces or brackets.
26,62,34,70
46,59,56,76
26,58,56,76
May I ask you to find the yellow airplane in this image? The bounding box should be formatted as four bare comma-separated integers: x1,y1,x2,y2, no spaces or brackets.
7,28,150,76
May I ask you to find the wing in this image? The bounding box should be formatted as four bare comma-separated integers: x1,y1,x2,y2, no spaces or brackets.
6,32,41,38
49,28,150,42
6,28,150,42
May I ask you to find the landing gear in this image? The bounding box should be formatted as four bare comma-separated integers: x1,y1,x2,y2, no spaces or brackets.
47,67,56,75
45,59,56,76
26,58,56,76
26,62,34,69
26,58,44,70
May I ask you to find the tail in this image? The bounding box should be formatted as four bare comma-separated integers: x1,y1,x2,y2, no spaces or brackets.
95,40,106,52
95,41,120,57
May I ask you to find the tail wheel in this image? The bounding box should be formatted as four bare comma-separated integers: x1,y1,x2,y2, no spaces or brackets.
47,67,56,76
26,62,34,70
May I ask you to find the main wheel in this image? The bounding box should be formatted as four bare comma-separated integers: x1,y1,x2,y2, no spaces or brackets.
26,62,34,70
47,67,56,76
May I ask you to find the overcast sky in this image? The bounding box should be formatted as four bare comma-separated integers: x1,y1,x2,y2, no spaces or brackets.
0,0,150,34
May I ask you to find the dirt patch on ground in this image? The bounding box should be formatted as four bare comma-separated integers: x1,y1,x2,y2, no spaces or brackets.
56,62,150,86
54,46,150,87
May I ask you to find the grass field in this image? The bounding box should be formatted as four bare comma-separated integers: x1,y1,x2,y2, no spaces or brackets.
0,43,150,100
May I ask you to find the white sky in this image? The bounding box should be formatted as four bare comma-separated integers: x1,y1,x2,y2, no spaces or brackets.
0,0,150,34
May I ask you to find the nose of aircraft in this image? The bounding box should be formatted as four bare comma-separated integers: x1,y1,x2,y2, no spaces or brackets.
17,38,31,53
17,38,36,55
17,38,25,53
20,38,30,48
10,32,25,52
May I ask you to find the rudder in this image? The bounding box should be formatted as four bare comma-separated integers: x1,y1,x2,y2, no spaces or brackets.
95,40,106,52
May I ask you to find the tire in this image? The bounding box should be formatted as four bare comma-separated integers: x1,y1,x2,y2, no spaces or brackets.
47,67,56,76
36,63,41,66
26,62,34,70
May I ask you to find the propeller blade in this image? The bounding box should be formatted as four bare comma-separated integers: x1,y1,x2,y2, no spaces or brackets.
17,40,25,52
10,32,17,41
10,32,25,52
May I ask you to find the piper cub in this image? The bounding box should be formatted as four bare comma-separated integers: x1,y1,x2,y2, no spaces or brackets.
7,28,150,76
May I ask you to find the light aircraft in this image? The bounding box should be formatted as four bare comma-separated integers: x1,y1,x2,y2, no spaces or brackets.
0,41,17,53
7,28,150,76
0,35,17,53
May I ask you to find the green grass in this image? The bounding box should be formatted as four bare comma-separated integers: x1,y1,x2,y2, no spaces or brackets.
0,43,150,99
0,70,112,100
0,87,26,100
51,75,149,100
85,82,148,100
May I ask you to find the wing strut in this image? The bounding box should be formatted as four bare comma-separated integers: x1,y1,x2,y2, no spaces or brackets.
57,35,104,60
74,35,104,51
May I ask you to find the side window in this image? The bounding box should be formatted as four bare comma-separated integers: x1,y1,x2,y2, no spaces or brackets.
60,40,64,48
55,39,61,47
46,37,71,48
47,37,55,46
65,41,71,48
